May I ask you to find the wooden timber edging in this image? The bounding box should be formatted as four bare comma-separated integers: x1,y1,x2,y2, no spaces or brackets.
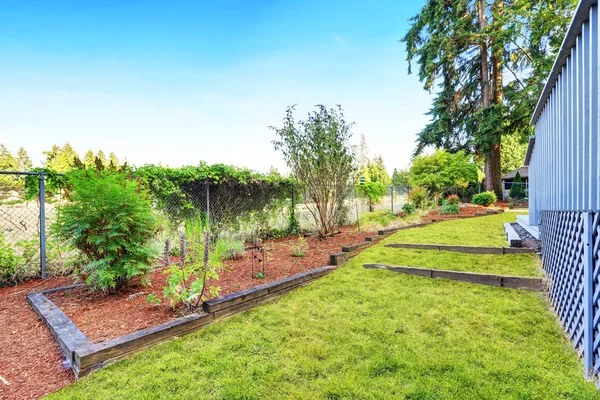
28,266,337,380
329,209,506,266
383,243,535,254
363,264,544,291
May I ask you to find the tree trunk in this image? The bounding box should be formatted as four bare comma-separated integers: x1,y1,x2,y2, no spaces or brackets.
485,0,504,199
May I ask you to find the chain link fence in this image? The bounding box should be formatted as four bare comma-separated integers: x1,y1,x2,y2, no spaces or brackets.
0,171,413,286
0,171,81,286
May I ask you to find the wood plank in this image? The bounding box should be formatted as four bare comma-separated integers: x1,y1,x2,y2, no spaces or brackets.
341,242,370,255
363,264,544,291
26,293,90,365
203,266,336,312
330,252,349,266
384,243,535,254
75,312,214,371
500,276,545,291
431,269,502,286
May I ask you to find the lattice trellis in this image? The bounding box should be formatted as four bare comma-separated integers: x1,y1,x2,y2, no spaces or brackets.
592,213,600,375
541,211,599,379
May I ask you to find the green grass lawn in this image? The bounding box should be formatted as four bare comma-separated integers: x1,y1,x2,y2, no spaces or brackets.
383,212,524,247
49,213,598,399
374,213,541,277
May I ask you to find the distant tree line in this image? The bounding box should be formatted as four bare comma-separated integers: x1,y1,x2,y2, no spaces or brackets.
0,143,124,191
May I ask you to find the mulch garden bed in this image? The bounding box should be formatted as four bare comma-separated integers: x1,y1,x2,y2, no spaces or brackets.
1,226,375,399
0,276,76,400
422,205,494,223
45,228,376,344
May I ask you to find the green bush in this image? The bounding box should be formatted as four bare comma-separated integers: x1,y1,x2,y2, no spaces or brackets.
359,210,394,227
408,187,428,208
402,203,416,215
440,200,460,215
446,194,460,205
53,169,161,293
0,232,18,286
472,191,497,207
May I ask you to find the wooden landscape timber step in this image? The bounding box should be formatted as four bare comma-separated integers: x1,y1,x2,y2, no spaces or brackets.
364,235,385,244
363,264,544,291
383,243,535,255
341,241,371,257
28,267,337,380
331,210,506,268
330,252,349,266
377,222,433,236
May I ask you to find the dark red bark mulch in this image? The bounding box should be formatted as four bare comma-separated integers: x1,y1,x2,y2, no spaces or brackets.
47,228,375,343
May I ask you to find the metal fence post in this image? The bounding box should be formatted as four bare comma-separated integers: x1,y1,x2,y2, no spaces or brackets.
583,211,594,378
203,183,210,265
38,172,47,278
390,187,394,215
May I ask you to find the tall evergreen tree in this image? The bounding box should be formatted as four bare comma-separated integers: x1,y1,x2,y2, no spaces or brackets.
0,144,18,189
404,0,576,197
46,143,80,172
96,150,107,169
83,150,95,167
16,147,32,171
109,152,119,168
367,155,391,185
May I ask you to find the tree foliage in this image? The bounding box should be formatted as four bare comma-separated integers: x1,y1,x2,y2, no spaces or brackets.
403,0,577,197
409,150,480,197
0,144,18,190
16,147,32,172
391,168,410,186
272,105,356,238
44,143,80,173
501,133,528,174
356,181,387,212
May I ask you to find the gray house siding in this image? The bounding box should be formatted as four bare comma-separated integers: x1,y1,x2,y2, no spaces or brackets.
528,0,599,226
527,0,600,381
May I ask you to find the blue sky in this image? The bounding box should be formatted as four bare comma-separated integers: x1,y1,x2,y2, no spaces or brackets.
0,0,432,173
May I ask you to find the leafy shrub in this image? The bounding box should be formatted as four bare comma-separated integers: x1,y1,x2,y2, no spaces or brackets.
408,187,428,209
161,215,223,309
291,236,309,257
440,200,460,215
472,191,497,207
359,210,394,227
0,232,18,286
222,239,245,260
356,181,387,212
402,203,416,215
446,194,460,205
53,169,161,293
509,171,527,200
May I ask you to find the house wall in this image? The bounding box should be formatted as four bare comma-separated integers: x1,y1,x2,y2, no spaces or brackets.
530,0,600,226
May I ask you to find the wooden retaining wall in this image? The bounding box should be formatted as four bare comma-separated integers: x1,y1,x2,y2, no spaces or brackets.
363,264,544,291
29,266,336,379
28,208,510,380
383,243,535,254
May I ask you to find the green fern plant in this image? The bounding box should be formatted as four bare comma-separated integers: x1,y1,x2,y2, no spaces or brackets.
52,169,160,294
